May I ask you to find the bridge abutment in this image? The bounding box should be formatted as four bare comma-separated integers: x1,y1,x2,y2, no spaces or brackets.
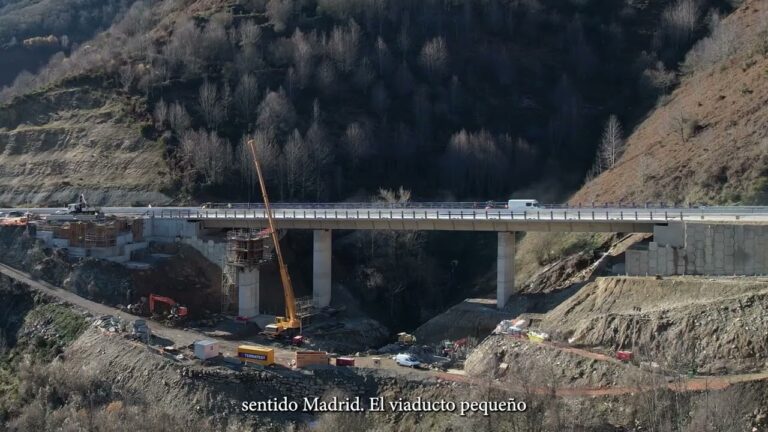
497,232,516,309
313,229,332,308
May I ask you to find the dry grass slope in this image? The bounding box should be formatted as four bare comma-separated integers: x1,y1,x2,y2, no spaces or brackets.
573,0,768,205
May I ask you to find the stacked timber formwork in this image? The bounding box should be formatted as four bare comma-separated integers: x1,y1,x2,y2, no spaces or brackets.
48,219,143,248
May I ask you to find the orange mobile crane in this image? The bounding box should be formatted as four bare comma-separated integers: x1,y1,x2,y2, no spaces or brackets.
247,139,301,338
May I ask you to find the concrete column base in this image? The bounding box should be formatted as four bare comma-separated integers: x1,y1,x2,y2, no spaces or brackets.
313,230,332,308
497,232,516,309
238,268,260,318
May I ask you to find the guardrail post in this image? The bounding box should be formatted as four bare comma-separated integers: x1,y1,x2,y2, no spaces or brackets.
334,210,337,218
449,210,452,219
591,211,594,220
680,211,683,220
605,211,608,220
650,211,653,220
665,211,668,220
523,211,527,220
578,211,581,220
550,211,553,220
620,211,623,220
537,211,540,220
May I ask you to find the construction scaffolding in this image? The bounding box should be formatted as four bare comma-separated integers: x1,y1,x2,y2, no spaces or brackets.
226,228,273,267
221,229,274,314
296,296,315,320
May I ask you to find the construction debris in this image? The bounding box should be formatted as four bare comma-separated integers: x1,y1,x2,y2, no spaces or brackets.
492,319,528,336
93,315,123,332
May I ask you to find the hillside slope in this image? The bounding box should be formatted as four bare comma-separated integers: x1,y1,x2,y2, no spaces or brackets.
573,0,768,205
0,83,172,205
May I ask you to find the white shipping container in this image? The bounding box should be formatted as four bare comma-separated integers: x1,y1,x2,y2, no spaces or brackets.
194,340,220,360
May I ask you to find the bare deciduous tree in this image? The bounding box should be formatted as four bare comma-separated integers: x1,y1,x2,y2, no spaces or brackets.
290,28,314,88
327,20,360,73
343,122,374,166
256,88,296,137
240,130,280,197
643,61,677,94
306,102,334,199
168,102,192,133
598,114,624,170
238,19,262,46
662,0,701,47
198,80,222,129
236,73,259,124
164,18,204,76
179,129,231,184
442,129,508,196
118,64,135,91
682,12,739,73
669,110,697,144
284,129,315,198
419,36,448,79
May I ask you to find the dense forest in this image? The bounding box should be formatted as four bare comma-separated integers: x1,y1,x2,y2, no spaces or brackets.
0,0,738,326
0,0,735,202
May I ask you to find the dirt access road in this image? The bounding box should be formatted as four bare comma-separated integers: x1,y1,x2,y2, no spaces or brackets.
3,261,768,397
0,262,409,371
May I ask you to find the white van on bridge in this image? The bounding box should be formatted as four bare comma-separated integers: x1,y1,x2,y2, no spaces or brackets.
507,199,540,210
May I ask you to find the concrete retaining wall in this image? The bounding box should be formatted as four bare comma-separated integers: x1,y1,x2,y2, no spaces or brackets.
627,223,768,276
145,218,199,240
182,237,226,269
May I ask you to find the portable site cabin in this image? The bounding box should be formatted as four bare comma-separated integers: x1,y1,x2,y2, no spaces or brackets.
194,340,220,360
237,345,275,366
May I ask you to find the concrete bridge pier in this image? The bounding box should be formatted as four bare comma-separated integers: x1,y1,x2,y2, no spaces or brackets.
497,232,516,309
313,230,332,308
238,268,260,318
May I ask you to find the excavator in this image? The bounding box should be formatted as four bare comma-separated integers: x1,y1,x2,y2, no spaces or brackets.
247,139,302,339
148,294,188,324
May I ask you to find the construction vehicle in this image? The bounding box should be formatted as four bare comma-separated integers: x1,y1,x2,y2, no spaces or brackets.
398,332,417,345
148,294,188,324
67,193,100,215
247,139,302,339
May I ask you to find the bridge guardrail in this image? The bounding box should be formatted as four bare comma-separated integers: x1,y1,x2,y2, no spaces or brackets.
194,201,768,212
152,208,742,223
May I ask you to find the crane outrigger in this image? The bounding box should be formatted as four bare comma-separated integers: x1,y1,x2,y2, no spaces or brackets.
247,139,301,338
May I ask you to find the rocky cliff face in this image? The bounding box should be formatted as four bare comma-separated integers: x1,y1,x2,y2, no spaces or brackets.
0,84,171,205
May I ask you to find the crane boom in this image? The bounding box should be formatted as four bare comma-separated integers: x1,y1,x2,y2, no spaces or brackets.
247,139,298,326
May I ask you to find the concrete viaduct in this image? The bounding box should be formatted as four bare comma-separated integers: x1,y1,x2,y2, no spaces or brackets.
141,204,768,313
16,203,768,315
